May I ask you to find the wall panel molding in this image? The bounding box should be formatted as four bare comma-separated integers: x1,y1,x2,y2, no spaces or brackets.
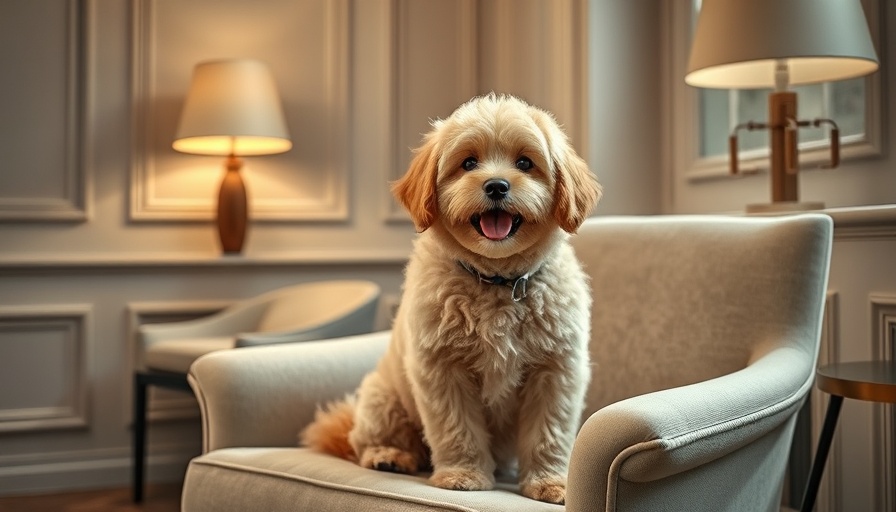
870,293,896,511
382,0,588,222
0,305,91,433
0,0,89,221
384,0,478,222
828,205,896,241
0,443,194,495
130,0,350,223
480,0,588,151
539,0,589,154
0,249,410,271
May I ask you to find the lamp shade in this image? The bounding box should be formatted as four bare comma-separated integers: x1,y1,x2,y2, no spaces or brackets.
686,0,879,89
173,59,292,156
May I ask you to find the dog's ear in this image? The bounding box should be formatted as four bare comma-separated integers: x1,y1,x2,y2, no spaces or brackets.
392,135,439,232
552,146,602,233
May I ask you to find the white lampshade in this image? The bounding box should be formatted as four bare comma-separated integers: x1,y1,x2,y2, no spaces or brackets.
686,0,879,89
173,59,292,156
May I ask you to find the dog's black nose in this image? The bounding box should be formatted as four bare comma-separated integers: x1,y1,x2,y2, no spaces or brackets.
483,179,510,200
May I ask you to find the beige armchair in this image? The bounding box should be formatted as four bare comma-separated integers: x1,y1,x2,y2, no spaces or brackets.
132,280,381,502
183,214,832,512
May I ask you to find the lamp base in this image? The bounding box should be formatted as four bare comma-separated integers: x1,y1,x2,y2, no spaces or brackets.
746,201,825,214
217,156,248,254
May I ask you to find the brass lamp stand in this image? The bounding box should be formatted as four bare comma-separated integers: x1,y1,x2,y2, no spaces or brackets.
729,88,839,213
768,90,800,205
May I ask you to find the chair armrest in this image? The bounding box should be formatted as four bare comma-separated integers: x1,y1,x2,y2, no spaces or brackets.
140,300,269,347
566,345,813,512
234,298,379,347
188,330,390,452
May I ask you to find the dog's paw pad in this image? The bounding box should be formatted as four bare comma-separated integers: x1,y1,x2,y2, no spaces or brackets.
522,477,566,504
359,446,418,474
430,468,495,491
375,461,400,473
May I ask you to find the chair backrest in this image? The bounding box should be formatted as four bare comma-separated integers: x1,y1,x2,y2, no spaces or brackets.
235,280,381,347
571,214,832,418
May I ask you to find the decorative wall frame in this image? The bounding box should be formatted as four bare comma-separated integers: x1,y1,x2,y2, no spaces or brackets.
383,0,479,222
0,305,91,433
870,293,896,511
130,0,350,222
0,0,89,221
382,0,589,223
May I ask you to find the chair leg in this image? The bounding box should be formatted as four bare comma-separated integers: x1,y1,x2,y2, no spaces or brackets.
787,397,813,508
133,369,193,502
133,373,148,503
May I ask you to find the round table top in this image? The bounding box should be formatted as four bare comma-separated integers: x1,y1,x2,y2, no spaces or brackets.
816,361,896,403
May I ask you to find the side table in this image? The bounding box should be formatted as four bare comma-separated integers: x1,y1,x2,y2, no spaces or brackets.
800,361,896,512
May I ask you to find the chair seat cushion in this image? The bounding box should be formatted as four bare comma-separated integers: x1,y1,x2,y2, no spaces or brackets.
145,337,235,373
183,447,564,512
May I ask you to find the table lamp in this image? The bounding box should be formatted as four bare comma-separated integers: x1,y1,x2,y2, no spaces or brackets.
685,0,878,213
173,59,292,253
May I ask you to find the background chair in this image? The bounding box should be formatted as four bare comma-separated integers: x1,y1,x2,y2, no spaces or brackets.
181,214,832,512
132,280,381,502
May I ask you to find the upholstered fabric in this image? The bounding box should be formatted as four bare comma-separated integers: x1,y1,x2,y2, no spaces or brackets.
144,337,234,373
573,216,830,414
235,280,380,347
184,214,833,512
191,332,391,452
254,281,381,333
183,448,563,512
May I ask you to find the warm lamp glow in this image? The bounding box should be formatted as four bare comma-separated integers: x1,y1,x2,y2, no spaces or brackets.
173,59,291,156
687,57,878,90
173,135,292,156
686,0,879,89
172,58,292,254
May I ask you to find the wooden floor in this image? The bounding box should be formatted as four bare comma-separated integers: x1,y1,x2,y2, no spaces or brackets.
0,484,181,512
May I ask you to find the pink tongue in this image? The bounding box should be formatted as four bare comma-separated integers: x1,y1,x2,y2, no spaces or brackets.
480,211,513,240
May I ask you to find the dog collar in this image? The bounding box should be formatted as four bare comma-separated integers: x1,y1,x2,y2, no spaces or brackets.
456,260,537,302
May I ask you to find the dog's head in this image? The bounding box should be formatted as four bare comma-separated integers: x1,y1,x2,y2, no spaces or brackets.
392,94,601,259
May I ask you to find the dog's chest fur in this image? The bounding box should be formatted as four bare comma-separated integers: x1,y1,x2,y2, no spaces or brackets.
439,286,529,403
420,264,574,406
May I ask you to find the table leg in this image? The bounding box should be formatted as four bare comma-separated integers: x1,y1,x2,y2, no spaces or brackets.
800,394,843,512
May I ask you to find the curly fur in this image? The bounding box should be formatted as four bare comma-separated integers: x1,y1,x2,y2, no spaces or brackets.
300,93,601,504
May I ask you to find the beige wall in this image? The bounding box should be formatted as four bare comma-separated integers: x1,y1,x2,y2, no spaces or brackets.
587,1,663,215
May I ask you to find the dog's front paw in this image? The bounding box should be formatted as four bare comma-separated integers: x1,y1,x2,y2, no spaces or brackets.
430,467,495,491
359,446,419,474
521,476,566,504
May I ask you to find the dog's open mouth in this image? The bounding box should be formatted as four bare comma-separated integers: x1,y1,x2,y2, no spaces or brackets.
470,210,523,241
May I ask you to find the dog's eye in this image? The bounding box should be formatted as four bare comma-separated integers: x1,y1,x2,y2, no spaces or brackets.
462,157,478,171
515,156,533,172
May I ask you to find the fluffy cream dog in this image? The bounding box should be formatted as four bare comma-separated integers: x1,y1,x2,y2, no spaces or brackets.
302,93,601,504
